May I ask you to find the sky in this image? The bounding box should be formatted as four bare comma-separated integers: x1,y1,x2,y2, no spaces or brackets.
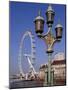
9,1,66,75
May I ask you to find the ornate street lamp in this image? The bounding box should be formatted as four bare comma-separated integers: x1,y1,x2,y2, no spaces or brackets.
46,4,55,27
34,4,63,86
55,23,63,40
34,10,45,37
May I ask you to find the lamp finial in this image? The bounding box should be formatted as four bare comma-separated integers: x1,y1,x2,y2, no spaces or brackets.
38,10,41,16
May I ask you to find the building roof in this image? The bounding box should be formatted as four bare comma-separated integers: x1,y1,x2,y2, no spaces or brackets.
40,64,48,69
54,52,65,61
40,59,66,69
52,60,66,65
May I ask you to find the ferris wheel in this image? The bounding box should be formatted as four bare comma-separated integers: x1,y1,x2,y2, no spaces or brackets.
18,31,36,79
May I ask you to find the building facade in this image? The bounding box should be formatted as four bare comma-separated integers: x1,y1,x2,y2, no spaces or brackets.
39,53,66,85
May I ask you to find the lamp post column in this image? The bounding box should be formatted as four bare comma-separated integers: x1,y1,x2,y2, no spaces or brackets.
34,4,63,86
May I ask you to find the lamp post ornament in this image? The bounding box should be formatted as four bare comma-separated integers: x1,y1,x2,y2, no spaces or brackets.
34,4,63,86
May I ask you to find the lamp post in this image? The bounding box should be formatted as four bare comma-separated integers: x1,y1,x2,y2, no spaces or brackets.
34,4,63,86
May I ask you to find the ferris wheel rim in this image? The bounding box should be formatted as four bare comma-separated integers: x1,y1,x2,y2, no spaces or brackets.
18,31,36,76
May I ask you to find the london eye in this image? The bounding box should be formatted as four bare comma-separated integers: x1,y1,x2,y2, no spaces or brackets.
18,31,36,80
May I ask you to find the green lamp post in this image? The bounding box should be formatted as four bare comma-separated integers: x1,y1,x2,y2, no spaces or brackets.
34,4,63,86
